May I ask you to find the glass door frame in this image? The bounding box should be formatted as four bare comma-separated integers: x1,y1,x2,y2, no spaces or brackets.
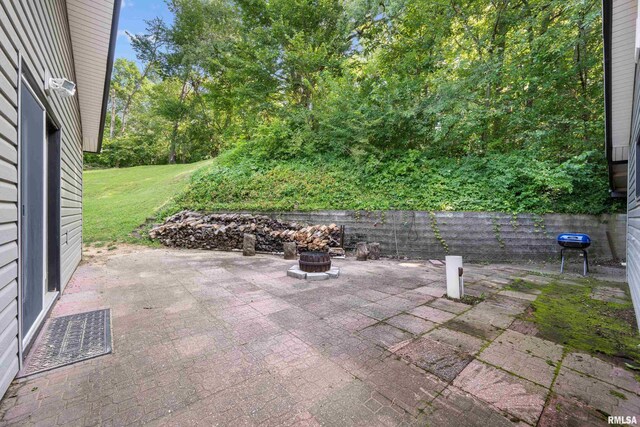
18,74,48,351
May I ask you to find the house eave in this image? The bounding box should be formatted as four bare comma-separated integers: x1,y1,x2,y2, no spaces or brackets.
603,0,633,197
66,0,121,154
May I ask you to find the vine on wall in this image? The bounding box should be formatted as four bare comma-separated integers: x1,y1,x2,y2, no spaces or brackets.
429,212,449,254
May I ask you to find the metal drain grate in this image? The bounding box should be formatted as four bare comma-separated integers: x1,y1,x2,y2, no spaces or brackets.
19,309,112,377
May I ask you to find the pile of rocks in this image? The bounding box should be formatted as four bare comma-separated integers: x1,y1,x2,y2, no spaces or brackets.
148,211,342,253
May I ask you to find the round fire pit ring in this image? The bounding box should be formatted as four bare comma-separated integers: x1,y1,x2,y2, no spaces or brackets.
299,251,331,273
287,251,340,281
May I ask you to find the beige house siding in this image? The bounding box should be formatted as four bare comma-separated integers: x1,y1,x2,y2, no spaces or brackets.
0,0,84,397
611,0,637,163
628,59,640,329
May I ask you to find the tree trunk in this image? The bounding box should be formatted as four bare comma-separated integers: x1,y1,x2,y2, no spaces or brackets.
486,0,510,144
121,111,128,135
121,62,153,135
168,77,190,164
168,118,179,164
575,11,590,143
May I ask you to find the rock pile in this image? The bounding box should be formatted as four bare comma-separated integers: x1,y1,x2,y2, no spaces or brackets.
149,211,342,253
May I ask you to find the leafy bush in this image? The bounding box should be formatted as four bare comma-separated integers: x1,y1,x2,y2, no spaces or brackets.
163,147,623,216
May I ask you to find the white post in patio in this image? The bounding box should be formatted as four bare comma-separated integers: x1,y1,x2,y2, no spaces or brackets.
446,256,464,299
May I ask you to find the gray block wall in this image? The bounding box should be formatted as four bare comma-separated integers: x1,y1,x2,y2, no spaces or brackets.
255,211,626,262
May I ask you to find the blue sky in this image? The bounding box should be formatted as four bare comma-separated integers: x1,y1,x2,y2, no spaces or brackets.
115,0,173,63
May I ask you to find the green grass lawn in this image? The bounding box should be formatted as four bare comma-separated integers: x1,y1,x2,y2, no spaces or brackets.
83,160,211,244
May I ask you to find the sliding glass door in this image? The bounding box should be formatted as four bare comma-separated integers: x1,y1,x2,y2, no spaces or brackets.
20,77,47,345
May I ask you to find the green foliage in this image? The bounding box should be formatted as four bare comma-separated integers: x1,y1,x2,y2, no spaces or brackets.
162,147,622,215
89,0,616,217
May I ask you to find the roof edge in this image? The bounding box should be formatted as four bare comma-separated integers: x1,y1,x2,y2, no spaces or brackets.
90,0,122,154
602,0,618,195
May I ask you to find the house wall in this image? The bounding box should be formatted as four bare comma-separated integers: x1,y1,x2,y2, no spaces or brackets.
0,0,83,397
609,0,636,163
628,58,640,330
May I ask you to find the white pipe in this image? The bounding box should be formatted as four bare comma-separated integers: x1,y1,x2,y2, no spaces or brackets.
446,256,463,299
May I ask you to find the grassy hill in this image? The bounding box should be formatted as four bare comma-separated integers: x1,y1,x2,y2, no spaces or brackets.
83,146,624,245
163,147,623,217
83,160,211,244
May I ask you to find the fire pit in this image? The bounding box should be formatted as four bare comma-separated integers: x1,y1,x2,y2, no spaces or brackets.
287,251,340,281
299,252,331,272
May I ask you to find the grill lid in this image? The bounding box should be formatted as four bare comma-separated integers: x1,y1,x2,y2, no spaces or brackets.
557,233,591,249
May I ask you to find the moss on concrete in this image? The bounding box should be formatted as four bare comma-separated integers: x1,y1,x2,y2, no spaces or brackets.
506,278,545,293
518,278,640,364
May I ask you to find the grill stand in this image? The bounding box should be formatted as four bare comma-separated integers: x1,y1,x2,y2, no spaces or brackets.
560,248,589,276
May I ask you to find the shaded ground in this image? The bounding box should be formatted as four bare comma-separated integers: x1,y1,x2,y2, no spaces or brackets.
0,248,638,426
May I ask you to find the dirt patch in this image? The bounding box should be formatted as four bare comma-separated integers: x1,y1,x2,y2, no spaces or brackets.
82,244,151,266
446,294,485,306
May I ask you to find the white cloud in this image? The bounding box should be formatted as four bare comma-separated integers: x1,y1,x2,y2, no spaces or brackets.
117,29,132,40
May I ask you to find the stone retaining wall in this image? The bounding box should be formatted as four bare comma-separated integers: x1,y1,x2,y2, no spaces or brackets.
249,211,626,262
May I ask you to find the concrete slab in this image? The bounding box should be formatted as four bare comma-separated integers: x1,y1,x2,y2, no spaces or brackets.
424,327,486,355
493,329,564,362
365,357,447,415
553,367,640,419
425,386,523,427
563,352,640,395
427,297,471,314
538,394,608,427
385,313,437,336
0,247,636,427
457,304,516,329
591,286,629,304
454,360,548,425
396,336,474,382
508,318,540,336
499,289,539,301
377,296,419,311
478,330,560,388
327,268,341,279
447,317,504,341
287,266,341,281
409,305,457,323
306,272,331,281
287,266,307,279
355,303,401,321
358,323,413,350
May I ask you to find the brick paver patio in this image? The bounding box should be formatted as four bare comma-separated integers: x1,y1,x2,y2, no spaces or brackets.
0,247,637,426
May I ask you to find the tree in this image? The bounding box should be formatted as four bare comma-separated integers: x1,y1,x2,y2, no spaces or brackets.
109,58,142,138
121,19,165,133
89,0,605,171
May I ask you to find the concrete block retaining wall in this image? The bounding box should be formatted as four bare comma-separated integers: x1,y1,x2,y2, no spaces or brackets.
256,211,626,262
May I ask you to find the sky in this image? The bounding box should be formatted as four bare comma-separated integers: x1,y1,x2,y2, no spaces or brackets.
115,0,173,63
